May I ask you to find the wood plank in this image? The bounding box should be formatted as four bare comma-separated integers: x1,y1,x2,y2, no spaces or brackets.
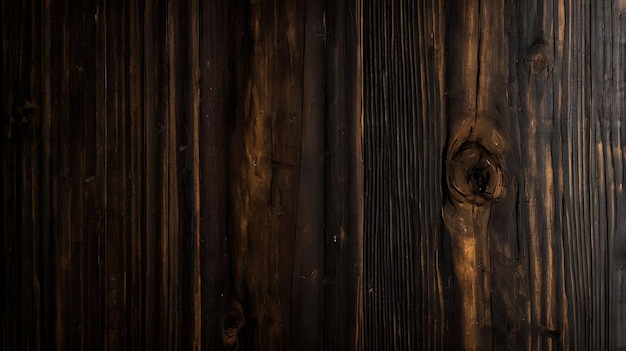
229,1,308,349
103,1,129,348
0,0,15,345
127,0,145,349
512,0,569,348
142,0,169,348
323,0,362,349
363,1,446,349
198,0,234,349
67,0,86,348
290,0,325,349
612,2,626,348
165,1,180,348
177,0,202,350
0,1,45,349
589,0,626,348
40,0,54,348
51,1,73,348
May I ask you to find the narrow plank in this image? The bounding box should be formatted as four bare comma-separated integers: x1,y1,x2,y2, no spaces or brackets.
174,0,202,348
92,0,108,348
40,0,54,347
289,0,325,348
443,1,482,349
80,0,102,348
263,0,304,346
363,0,446,349
415,2,446,349
127,0,145,349
24,0,42,344
229,1,307,349
103,1,129,348
443,0,489,349
590,0,624,349
198,0,234,349
51,1,74,347
323,0,362,349
0,1,13,347
476,0,526,349
612,2,626,348
142,0,169,348
186,1,202,348
165,1,180,348
1,1,43,349
67,0,86,347
558,0,596,348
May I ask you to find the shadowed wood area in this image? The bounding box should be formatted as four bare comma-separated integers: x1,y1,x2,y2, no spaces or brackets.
2,0,626,350
1,1,361,350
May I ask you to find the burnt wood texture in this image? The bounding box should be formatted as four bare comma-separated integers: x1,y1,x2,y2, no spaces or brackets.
2,0,626,350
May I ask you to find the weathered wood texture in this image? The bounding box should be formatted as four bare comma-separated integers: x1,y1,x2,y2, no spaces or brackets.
364,0,626,350
3,0,626,350
363,1,447,350
1,0,361,350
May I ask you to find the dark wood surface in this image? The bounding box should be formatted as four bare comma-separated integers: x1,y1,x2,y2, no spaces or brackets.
2,0,625,350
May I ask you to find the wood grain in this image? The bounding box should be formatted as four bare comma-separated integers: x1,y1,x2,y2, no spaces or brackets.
3,0,626,350
363,1,447,349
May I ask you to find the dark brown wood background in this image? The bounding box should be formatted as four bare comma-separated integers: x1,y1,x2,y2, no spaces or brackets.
2,0,625,350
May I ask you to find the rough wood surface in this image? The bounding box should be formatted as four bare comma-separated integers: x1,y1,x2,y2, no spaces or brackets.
363,0,626,349
2,0,626,350
1,0,361,350
363,0,447,349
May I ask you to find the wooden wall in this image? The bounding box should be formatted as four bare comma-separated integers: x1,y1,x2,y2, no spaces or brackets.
363,0,626,349
2,0,626,350
1,0,360,350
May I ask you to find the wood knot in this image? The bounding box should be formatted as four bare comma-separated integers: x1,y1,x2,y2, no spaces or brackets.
447,142,503,205
221,299,245,350
528,41,550,74
17,100,37,124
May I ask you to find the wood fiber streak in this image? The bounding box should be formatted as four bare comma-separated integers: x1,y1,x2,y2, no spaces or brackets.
363,1,446,349
1,0,47,349
512,1,567,349
198,1,233,350
143,0,163,348
323,0,362,349
127,1,145,350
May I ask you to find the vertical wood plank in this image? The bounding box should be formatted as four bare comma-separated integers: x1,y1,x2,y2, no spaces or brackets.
612,2,626,348
40,0,54,348
0,0,46,349
363,0,446,349
185,0,202,349
165,1,180,348
513,0,567,347
51,1,73,347
323,0,362,349
142,0,168,349
68,0,86,348
589,0,626,348
229,0,307,349
290,0,325,349
198,0,234,349
127,0,145,349
80,0,104,348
